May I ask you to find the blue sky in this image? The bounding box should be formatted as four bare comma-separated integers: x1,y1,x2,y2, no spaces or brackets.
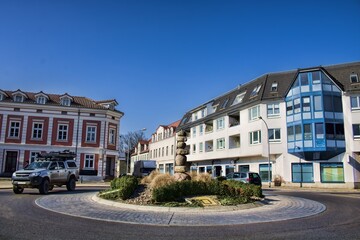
1,0,359,137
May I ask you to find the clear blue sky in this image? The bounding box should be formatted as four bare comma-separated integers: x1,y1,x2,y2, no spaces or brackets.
1,0,359,137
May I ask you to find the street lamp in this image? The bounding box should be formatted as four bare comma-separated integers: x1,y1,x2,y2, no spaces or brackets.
258,116,271,188
127,128,146,174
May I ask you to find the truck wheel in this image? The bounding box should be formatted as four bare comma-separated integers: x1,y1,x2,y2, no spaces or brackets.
13,186,24,194
39,179,49,194
66,178,76,191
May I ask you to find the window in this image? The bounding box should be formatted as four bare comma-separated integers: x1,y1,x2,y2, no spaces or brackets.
249,105,260,121
271,82,278,92
171,145,174,155
30,152,40,163
199,142,203,152
0,94,4,101
109,128,116,144
259,164,272,182
292,163,313,183
162,147,164,157
295,125,302,140
250,85,262,97
316,123,324,139
302,97,311,112
304,124,312,140
335,124,345,140
300,73,309,85
192,112,198,121
14,95,24,102
326,123,335,139
287,126,294,141
267,103,280,117
192,127,196,137
201,108,207,118
353,124,360,139
320,163,344,183
166,146,169,156
238,165,249,173
61,98,71,106
57,124,68,141
84,154,95,169
351,96,360,110
32,122,43,139
86,126,97,142
199,125,204,135
312,71,321,84
314,96,322,111
192,144,196,153
249,130,261,144
9,121,21,138
216,117,225,130
286,101,293,115
220,98,229,109
350,73,359,83
294,98,301,113
36,96,46,104
268,128,281,142
216,138,225,150
233,92,245,105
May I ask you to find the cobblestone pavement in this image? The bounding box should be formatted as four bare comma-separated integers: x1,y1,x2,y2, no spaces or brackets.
35,191,326,226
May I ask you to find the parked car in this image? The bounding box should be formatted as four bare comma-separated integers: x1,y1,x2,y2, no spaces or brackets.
226,171,262,186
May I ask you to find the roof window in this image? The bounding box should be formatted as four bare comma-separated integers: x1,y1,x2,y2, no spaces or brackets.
14,94,24,102
61,98,71,106
250,85,262,97
271,82,278,92
232,92,245,105
350,73,359,83
36,96,47,104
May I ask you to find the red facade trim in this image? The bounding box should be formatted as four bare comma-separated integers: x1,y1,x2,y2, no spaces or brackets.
5,115,24,144
51,118,74,146
81,120,101,147
24,150,30,167
26,116,49,145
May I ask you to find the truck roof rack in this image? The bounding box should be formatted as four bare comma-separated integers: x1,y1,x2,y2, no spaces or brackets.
37,150,76,161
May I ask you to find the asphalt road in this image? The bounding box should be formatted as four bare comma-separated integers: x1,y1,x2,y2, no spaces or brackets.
0,187,359,240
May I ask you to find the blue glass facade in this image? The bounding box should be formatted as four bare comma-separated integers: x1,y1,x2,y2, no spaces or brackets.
286,70,345,160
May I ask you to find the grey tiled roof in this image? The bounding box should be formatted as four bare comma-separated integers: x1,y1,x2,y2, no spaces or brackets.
179,61,360,129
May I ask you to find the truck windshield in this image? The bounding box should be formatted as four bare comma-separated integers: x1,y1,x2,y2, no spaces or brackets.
25,161,50,170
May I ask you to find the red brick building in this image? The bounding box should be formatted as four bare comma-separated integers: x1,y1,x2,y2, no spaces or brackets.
0,89,123,180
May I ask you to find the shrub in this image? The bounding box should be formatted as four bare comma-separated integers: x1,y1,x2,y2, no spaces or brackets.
193,173,212,182
140,171,161,184
105,175,139,200
149,173,175,189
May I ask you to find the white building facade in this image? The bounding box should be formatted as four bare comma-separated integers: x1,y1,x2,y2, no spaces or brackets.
178,62,360,189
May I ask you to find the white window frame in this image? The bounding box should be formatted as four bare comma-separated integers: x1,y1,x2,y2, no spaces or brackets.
249,130,261,145
85,125,97,143
267,103,280,117
268,128,281,142
192,144,196,154
36,96,46,104
61,98,71,106
250,85,262,97
199,142,203,153
249,105,260,121
351,96,360,110
350,74,359,83
201,108,207,118
271,82,278,92
9,120,21,138
216,138,226,150
57,123,68,141
233,92,245,105
216,117,225,130
84,154,95,169
192,127,196,137
14,95,24,102
199,125,204,135
109,128,116,145
30,151,40,163
32,121,43,140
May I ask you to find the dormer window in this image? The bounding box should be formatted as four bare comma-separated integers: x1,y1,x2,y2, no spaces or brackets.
36,96,47,104
0,94,3,101
271,82,278,92
61,98,71,106
350,73,359,83
14,95,24,102
220,98,229,109
250,85,262,97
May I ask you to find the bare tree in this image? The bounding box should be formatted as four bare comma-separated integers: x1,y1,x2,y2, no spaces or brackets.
119,131,146,154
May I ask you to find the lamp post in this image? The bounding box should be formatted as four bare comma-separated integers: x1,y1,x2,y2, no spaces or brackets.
127,128,146,174
259,116,271,188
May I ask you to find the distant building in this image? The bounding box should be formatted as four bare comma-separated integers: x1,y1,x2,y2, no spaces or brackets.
130,139,150,174
150,120,180,174
177,62,360,189
0,89,123,180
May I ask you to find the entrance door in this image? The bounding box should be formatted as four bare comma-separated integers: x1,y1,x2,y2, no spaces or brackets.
105,157,114,178
4,151,18,175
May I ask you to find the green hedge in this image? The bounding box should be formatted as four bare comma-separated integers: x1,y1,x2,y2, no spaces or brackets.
152,179,262,203
101,175,138,200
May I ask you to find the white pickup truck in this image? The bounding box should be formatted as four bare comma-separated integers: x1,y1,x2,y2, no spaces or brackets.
11,151,79,194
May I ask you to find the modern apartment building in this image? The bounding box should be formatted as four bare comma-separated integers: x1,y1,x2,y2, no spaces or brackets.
0,89,123,180
177,62,360,189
